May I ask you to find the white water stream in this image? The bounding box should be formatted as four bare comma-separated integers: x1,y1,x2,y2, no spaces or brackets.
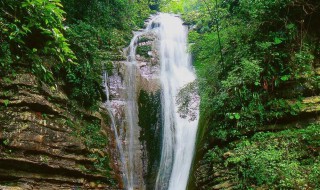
103,72,130,188
154,14,199,190
125,18,157,190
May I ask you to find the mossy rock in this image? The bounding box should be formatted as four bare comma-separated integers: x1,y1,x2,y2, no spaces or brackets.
136,45,152,58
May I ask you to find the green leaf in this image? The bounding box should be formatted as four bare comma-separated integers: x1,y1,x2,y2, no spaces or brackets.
3,77,12,84
21,2,28,7
3,139,9,145
3,100,9,107
286,23,295,29
280,75,290,81
22,25,31,33
235,113,241,120
274,37,283,45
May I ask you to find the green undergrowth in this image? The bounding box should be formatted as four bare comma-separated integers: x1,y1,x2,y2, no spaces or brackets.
206,123,320,189
137,45,152,58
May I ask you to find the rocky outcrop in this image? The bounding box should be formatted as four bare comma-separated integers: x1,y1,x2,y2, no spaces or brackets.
0,73,120,189
106,26,162,189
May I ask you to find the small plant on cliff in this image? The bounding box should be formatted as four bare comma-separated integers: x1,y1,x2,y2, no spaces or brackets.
137,45,152,58
3,139,9,146
3,100,9,107
81,122,107,149
80,121,111,175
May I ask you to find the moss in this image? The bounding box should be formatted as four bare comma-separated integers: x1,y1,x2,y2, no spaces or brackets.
68,112,112,179
138,37,150,43
136,45,152,58
138,89,162,189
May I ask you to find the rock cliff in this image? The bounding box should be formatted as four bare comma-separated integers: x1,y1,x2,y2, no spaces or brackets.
0,72,120,189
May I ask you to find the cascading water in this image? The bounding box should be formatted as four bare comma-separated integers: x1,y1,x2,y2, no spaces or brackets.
126,34,139,190
154,13,199,190
125,18,157,190
103,72,129,188
114,13,198,190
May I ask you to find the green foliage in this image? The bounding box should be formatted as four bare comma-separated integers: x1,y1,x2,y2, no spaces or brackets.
81,121,107,149
0,42,13,73
3,139,9,145
137,45,152,58
78,120,111,175
57,0,151,109
62,0,151,32
60,21,103,108
187,0,320,140
149,0,161,11
222,124,320,189
3,99,9,107
0,0,75,81
160,0,198,13
188,1,320,188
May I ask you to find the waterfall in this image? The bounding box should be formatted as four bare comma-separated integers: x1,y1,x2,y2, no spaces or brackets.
126,34,139,190
112,13,198,190
103,71,130,188
125,18,157,190
155,13,199,190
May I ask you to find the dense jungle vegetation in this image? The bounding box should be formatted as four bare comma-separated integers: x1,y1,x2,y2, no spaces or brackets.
0,0,155,109
1,0,320,189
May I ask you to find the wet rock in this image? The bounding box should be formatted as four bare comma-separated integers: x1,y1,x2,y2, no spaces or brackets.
106,28,161,190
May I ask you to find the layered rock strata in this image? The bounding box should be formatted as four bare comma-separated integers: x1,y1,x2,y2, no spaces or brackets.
0,73,120,189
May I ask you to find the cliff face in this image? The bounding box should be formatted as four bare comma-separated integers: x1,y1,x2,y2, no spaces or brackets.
0,73,120,189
